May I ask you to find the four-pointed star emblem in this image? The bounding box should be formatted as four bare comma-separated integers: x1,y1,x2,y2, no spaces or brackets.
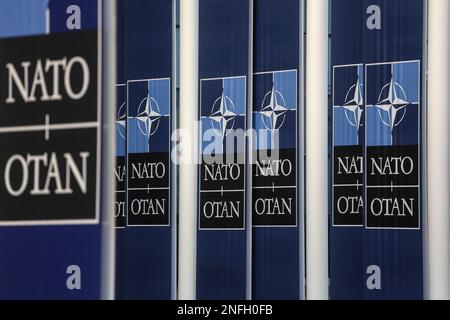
117,102,127,140
259,85,288,132
342,79,364,132
208,90,238,137
371,77,410,133
335,73,413,138
135,95,166,140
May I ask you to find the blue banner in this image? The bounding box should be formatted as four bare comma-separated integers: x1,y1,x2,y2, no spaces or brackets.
115,0,126,299
330,0,424,299
197,0,251,300
252,0,303,300
0,0,47,37
48,0,98,32
121,0,175,299
0,0,105,299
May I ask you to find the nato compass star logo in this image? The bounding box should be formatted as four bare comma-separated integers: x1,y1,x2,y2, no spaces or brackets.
366,61,420,147
117,101,126,140
255,84,291,148
334,78,364,133
259,85,288,133
368,76,410,134
208,89,239,137
134,91,168,141
253,70,297,150
200,76,246,144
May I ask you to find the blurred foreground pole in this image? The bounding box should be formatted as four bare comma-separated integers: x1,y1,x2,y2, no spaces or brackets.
101,0,116,300
305,0,329,300
427,0,450,300
178,0,199,300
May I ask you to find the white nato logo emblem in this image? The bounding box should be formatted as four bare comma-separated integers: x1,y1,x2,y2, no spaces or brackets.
135,92,165,140
334,79,364,133
370,76,410,133
117,102,126,140
208,89,238,137
259,85,288,133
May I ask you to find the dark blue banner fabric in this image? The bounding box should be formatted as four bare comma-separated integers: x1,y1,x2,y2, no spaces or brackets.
252,0,302,300
0,0,103,299
0,0,47,37
120,0,174,299
49,0,98,32
197,0,250,300
115,0,126,299
330,0,424,299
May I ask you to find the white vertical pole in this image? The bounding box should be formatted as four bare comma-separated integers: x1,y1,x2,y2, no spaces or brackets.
427,0,450,300
171,0,178,301
101,0,116,300
299,0,306,300
178,0,199,300
305,0,329,300
246,0,254,301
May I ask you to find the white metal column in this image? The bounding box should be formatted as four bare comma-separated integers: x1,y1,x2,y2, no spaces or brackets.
305,0,329,300
178,0,199,300
246,0,254,301
171,0,178,301
101,0,116,300
427,0,450,300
